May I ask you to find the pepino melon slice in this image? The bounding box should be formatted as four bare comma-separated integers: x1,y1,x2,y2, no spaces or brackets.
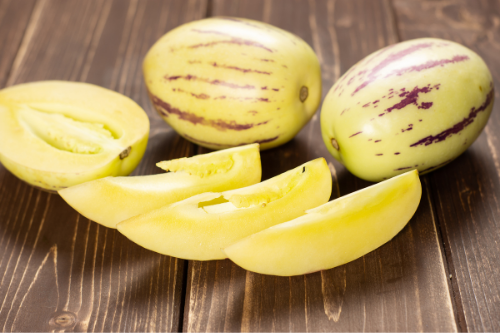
59,144,261,228
225,170,422,276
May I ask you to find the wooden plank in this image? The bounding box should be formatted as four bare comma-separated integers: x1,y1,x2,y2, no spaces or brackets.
183,1,457,331
0,0,37,87
393,0,500,331
0,0,207,331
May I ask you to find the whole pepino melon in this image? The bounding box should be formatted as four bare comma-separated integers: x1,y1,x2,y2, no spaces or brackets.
321,38,494,182
144,17,321,150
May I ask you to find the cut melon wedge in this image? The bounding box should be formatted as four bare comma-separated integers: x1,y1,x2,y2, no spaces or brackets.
59,144,261,228
224,170,422,276
117,158,332,260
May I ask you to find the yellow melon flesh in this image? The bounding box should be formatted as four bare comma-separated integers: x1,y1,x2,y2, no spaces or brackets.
225,170,422,276
117,158,332,260
59,144,261,229
0,81,149,191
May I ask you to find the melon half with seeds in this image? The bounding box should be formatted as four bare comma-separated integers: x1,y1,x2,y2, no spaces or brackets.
143,17,322,150
0,81,149,191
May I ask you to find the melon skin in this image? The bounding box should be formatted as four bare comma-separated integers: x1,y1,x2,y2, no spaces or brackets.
321,38,494,182
144,17,322,150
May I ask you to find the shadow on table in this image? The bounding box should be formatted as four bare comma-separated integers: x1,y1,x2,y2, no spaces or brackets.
178,149,490,331
1,130,491,331
0,130,192,331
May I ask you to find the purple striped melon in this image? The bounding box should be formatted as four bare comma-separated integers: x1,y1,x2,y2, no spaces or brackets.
143,17,321,150
321,38,494,181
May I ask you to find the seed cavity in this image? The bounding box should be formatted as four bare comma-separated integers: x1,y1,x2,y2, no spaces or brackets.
300,86,309,102
157,154,234,178
198,195,238,214
227,168,303,208
198,195,229,209
19,106,119,155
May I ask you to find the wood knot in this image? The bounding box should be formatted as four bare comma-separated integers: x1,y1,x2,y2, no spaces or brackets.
49,311,77,329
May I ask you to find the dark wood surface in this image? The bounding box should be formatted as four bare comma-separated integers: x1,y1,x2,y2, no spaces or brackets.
393,1,500,331
0,0,498,332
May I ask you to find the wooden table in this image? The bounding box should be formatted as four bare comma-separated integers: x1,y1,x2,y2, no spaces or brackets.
0,0,499,331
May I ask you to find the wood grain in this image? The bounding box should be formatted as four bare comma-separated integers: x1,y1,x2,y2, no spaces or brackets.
183,1,457,331
2,0,499,331
0,0,37,87
0,0,207,331
393,0,500,331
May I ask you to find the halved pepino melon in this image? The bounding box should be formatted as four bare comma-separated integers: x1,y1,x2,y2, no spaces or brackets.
0,81,150,191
